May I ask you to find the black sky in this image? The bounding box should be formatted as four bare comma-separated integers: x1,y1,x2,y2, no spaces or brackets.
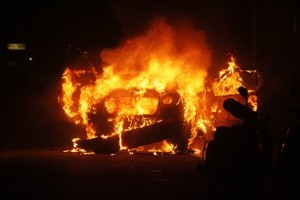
0,1,118,46
1,1,298,66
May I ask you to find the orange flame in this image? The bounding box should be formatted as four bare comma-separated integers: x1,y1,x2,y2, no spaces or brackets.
60,18,259,154
212,55,258,110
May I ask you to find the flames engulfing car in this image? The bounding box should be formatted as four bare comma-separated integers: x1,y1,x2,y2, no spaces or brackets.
60,50,260,155
77,87,189,154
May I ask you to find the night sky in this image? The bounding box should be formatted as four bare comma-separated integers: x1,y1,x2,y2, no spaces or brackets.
0,0,299,150
1,1,298,72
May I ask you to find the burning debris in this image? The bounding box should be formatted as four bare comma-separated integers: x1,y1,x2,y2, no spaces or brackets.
58,18,259,155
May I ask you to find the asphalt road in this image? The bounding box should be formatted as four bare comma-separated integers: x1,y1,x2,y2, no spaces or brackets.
1,151,209,200
0,150,285,200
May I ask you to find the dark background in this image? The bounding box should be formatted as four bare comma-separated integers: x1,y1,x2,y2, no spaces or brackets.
0,0,299,153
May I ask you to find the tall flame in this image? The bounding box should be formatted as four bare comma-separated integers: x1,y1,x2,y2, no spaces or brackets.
59,17,259,153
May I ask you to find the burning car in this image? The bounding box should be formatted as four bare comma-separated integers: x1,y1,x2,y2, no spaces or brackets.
80,87,188,154
59,18,259,155
60,67,191,154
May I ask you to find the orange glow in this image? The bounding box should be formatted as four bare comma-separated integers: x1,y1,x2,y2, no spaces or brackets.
212,55,258,111
59,18,259,154
131,140,176,155
63,138,95,155
213,56,243,96
248,94,258,111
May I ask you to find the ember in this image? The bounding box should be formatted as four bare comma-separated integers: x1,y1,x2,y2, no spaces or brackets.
58,17,259,155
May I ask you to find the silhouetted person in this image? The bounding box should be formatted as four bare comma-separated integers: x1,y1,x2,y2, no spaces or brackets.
198,87,272,199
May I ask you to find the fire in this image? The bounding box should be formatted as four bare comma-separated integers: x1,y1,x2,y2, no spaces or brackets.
63,138,95,155
59,17,259,154
213,56,243,97
212,56,258,110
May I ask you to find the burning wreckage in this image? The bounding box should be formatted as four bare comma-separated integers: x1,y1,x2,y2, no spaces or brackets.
59,19,259,155
60,58,259,155
78,88,186,154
